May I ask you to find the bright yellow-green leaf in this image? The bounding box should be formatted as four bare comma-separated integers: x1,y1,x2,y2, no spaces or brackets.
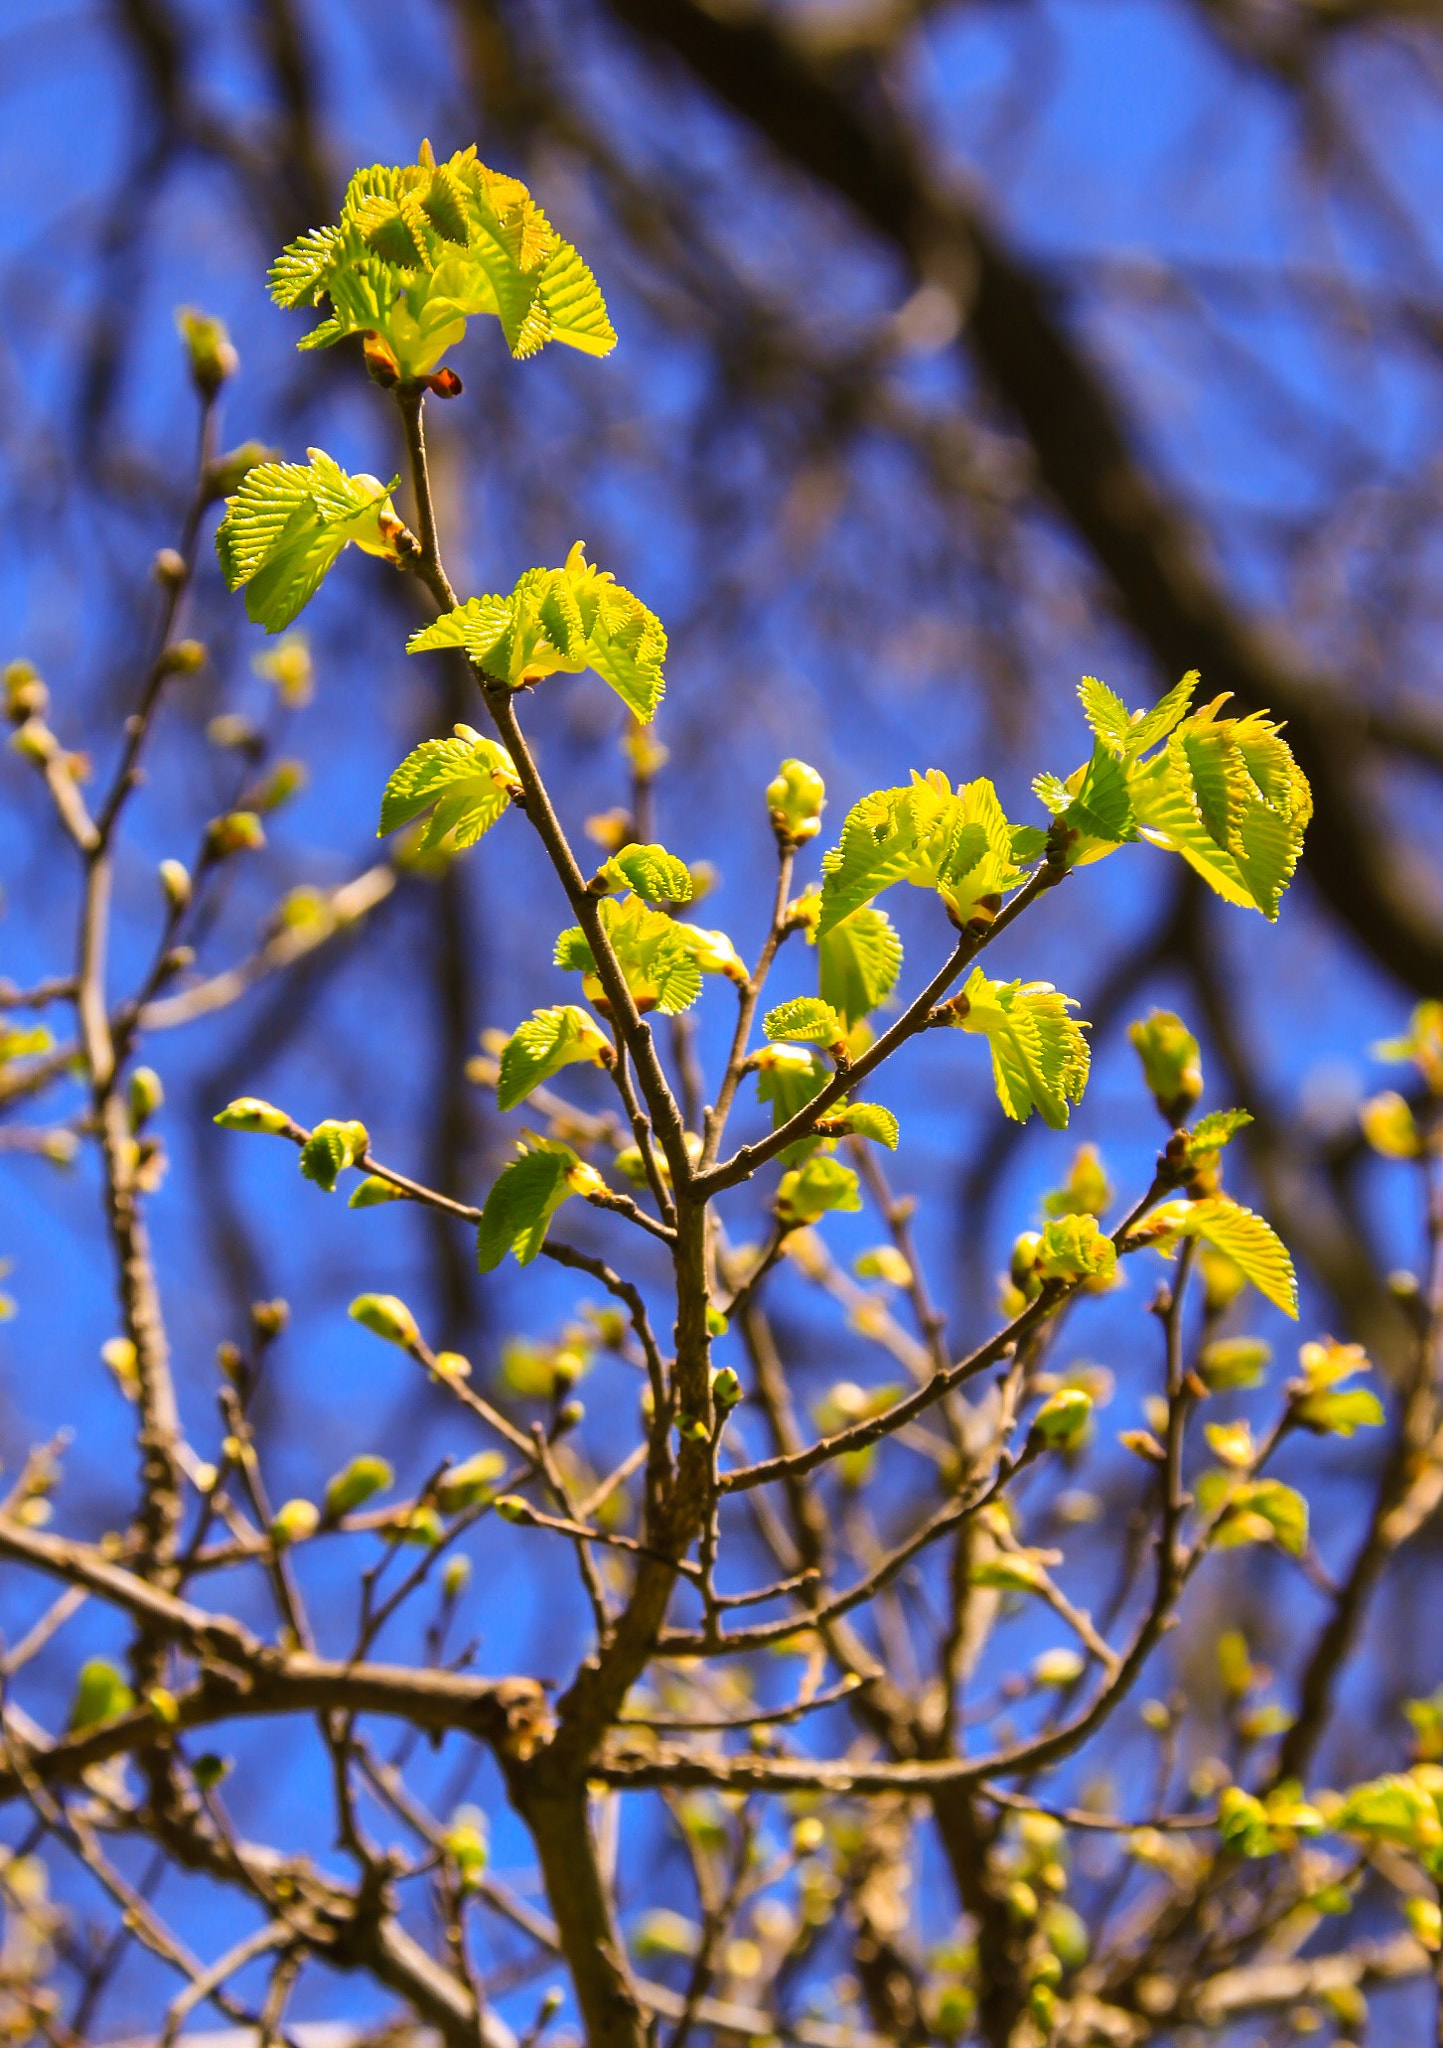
69,1659,135,1732
1034,1213,1116,1284
814,903,902,1028
497,1006,612,1112
270,144,614,374
216,448,406,632
776,1155,861,1225
476,1141,604,1270
595,842,693,903
1177,1197,1297,1318
818,773,1028,936
409,544,666,721
949,968,1091,1129
299,1119,369,1192
555,895,703,1015
815,1101,900,1151
764,997,848,1052
378,724,520,852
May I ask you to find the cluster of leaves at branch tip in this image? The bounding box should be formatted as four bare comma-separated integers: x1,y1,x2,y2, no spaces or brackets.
270,140,614,381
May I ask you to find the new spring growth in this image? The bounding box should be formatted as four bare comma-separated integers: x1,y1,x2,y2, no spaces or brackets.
159,859,192,913
3,660,48,723
766,758,826,846
1030,1387,1093,1450
349,1293,420,1348
128,1067,163,1128
1129,1010,1204,1124
176,307,239,396
324,1455,394,1519
204,811,265,860
214,1097,295,1135
436,1451,506,1513
272,1498,320,1547
712,1366,743,1414
444,1807,489,1890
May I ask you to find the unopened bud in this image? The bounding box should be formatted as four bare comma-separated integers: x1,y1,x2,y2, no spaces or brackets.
175,306,239,394
207,441,277,500
1129,1010,1203,1125
436,1451,506,1514
3,659,48,722
765,759,826,845
153,548,187,588
204,811,265,860
128,1066,164,1128
271,1497,319,1547
324,1455,394,1519
214,1097,292,1134
249,758,307,812
348,1293,419,1348
250,1299,290,1341
711,1366,743,1412
158,858,191,912
160,638,207,677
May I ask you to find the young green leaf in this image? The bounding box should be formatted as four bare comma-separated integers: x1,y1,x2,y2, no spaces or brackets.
213,1097,295,1135
497,1005,612,1111
408,544,666,722
1034,1214,1117,1285
1129,1010,1203,1123
947,968,1091,1129
673,925,748,983
1031,1388,1093,1448
1178,1197,1297,1318
814,1101,900,1150
1373,1001,1443,1091
1042,1143,1112,1220
1190,1108,1252,1151
776,1155,862,1225
814,904,902,1028
270,143,615,376
349,1294,420,1346
1292,1386,1385,1437
378,724,521,853
1040,676,1312,915
216,448,407,632
554,895,703,1016
595,842,693,903
763,997,849,1053
1131,704,1313,918
1198,1336,1271,1392
69,1658,135,1732
1076,673,1134,755
299,1119,369,1191
476,1141,605,1271
1218,1477,1309,1556
754,1045,830,1164
818,772,1027,937
324,1455,394,1518
1334,1775,1439,1848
